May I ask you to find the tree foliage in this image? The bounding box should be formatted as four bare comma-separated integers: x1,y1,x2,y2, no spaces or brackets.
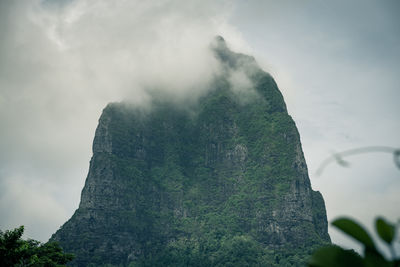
0,226,74,267
308,216,400,267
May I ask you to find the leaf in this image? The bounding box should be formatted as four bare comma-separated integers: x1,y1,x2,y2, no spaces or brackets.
364,247,391,267
333,154,350,167
394,150,400,169
375,217,395,245
307,245,364,267
332,217,375,249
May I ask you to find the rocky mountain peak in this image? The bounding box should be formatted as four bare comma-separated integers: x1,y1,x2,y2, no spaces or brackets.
51,38,330,266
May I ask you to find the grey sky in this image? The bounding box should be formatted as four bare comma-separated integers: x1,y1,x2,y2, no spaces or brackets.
0,0,399,257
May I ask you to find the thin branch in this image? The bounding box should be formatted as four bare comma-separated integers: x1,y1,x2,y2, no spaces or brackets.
316,146,400,176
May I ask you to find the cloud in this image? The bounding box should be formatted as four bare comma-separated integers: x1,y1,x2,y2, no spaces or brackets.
227,68,259,105
0,0,247,241
31,0,239,102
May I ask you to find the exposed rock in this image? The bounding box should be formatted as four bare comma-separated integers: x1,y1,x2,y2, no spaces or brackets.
51,37,330,266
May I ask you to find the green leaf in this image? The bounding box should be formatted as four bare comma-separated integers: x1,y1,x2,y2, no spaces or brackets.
332,217,375,249
364,247,391,267
375,217,395,245
394,150,400,169
307,245,364,267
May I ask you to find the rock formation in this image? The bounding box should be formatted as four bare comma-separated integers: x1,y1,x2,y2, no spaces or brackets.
51,37,330,266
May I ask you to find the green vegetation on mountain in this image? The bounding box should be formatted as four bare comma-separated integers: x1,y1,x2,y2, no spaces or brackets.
51,37,330,266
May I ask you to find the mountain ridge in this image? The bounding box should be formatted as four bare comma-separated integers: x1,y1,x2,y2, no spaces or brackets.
51,37,330,266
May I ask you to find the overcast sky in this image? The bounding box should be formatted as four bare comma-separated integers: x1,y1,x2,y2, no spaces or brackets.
0,0,399,257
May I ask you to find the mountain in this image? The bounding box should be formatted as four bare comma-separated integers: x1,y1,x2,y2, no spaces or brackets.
51,37,330,266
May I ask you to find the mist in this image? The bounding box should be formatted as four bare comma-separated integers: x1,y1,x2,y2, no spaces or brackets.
0,0,247,241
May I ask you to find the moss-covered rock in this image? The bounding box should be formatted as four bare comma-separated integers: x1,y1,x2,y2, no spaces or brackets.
51,37,330,266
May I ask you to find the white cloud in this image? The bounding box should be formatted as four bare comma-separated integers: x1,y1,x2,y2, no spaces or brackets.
0,0,246,241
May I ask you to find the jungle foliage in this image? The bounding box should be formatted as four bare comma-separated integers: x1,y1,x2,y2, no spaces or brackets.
0,226,74,267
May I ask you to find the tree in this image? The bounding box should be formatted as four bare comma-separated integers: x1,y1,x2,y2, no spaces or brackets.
0,226,74,267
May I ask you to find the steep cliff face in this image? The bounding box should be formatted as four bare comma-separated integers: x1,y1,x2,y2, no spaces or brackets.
51,37,330,266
